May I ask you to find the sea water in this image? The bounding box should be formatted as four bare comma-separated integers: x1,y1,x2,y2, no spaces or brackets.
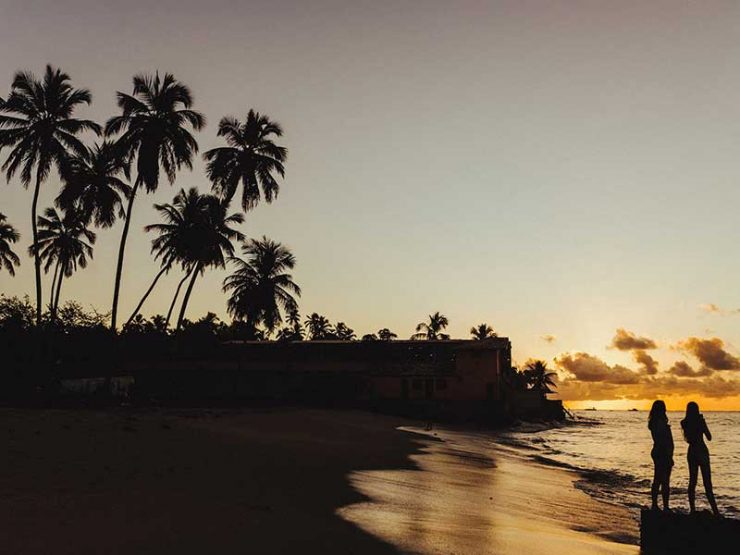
502,411,740,517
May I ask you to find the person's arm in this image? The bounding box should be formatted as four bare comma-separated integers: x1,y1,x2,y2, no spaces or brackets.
702,416,712,441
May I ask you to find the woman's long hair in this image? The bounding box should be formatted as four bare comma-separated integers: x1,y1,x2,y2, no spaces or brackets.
681,401,702,442
648,400,667,429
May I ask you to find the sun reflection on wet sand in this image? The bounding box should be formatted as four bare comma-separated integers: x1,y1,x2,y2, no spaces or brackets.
338,428,639,555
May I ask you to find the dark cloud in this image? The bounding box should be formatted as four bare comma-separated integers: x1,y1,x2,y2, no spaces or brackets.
555,352,641,384
676,337,740,371
668,361,713,378
634,350,659,375
610,328,657,351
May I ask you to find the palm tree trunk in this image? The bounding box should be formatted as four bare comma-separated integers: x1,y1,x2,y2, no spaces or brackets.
31,168,43,326
165,268,192,330
49,261,60,314
125,264,170,327
176,263,202,331
53,272,64,319
111,179,140,332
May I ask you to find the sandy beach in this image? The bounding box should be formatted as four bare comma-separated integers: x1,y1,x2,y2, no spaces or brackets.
1,408,638,554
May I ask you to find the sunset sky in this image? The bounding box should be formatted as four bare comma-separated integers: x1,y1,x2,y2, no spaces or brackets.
2,1,740,409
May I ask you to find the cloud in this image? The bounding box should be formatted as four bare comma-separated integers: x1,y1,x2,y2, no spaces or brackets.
676,337,740,371
668,361,713,378
541,334,557,344
699,303,740,316
555,352,641,384
610,328,657,351
634,350,659,375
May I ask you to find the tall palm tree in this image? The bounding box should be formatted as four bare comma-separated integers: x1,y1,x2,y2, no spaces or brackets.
413,311,450,340
377,328,397,341
33,207,95,317
56,141,131,228
470,323,497,340
223,237,300,337
0,212,21,275
104,72,204,331
304,313,332,340
523,360,558,395
204,109,287,211
144,188,244,331
0,65,100,324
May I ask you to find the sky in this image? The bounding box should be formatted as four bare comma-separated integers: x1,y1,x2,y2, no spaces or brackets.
2,0,740,409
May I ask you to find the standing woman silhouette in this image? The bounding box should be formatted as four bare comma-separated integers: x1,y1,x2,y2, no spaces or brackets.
648,400,674,511
681,401,720,516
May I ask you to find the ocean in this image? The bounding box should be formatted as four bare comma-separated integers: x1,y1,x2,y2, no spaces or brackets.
502,410,740,518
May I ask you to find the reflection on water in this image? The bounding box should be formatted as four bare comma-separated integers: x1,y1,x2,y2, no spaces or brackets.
338,439,497,554
338,429,638,555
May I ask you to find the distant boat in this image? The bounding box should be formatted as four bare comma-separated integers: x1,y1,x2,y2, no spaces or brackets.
585,407,597,411
629,408,639,411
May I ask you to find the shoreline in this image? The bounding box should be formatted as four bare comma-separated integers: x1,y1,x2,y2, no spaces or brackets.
1,407,638,554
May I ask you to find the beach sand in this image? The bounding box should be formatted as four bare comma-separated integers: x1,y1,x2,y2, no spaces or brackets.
0,408,638,554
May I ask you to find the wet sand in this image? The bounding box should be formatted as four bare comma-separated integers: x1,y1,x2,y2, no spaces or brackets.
1,408,638,554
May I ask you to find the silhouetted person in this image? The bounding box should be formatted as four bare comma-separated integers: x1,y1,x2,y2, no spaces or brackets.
648,400,674,511
681,401,720,516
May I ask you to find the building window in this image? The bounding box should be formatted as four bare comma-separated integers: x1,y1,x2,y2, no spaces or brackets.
412,379,423,391
435,379,447,390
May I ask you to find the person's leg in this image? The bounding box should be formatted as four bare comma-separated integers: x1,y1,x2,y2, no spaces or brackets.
661,464,672,510
651,461,660,510
688,459,698,513
699,458,720,516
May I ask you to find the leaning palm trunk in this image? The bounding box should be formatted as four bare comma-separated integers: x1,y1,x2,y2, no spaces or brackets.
125,263,170,327
53,272,64,320
31,169,43,325
111,180,140,331
165,268,193,330
176,263,202,331
49,261,60,314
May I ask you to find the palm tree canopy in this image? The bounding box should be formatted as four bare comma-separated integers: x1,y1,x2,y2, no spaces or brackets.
377,328,397,341
204,109,287,211
470,323,497,340
334,322,356,341
146,187,244,271
223,237,300,333
33,207,96,277
413,311,450,340
0,65,100,185
57,141,131,228
304,313,332,340
105,72,204,192
0,212,21,275
523,360,558,394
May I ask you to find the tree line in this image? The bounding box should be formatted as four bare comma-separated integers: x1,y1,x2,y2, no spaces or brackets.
0,66,294,335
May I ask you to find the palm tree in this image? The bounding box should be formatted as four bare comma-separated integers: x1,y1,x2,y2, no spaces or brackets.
304,313,332,340
377,328,397,341
204,109,287,211
104,72,204,331
523,360,557,395
56,141,131,228
413,311,450,340
334,322,356,341
126,185,208,327
470,323,497,340
0,65,100,324
223,237,300,337
33,207,95,318
0,212,20,275
144,188,243,331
